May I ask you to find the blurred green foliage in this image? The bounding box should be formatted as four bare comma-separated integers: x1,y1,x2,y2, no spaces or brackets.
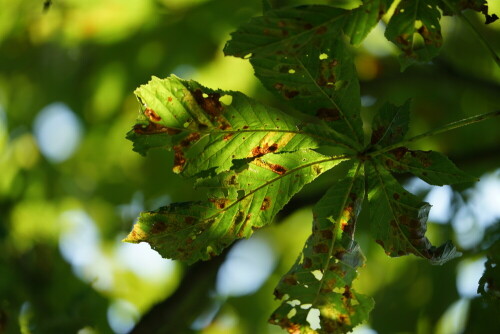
0,0,499,333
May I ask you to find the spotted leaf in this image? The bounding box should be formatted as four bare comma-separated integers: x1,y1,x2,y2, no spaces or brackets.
385,0,443,69
124,150,346,264
366,160,461,264
129,76,351,177
270,163,373,334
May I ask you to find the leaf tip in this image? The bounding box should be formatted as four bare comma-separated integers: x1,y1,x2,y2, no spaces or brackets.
122,225,147,244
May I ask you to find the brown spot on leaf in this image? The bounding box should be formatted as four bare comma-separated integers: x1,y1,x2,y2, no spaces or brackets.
304,23,313,30
335,249,346,259
180,132,201,147
273,288,284,299
315,26,327,34
219,121,231,130
371,126,386,144
375,239,385,248
283,275,298,285
389,147,409,160
251,143,279,158
209,198,230,210
303,257,312,269
409,228,425,239
151,222,166,234
342,285,353,299
242,125,249,130
320,229,333,239
184,216,196,224
317,77,327,87
173,145,186,172
133,122,181,135
284,89,299,99
167,96,173,102
223,133,234,141
313,243,329,253
393,193,401,200
316,108,340,121
144,108,161,122
269,163,287,175
338,314,349,325
396,33,411,47
191,89,223,118
261,197,271,210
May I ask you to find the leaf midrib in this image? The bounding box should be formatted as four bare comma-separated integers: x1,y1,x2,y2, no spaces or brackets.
313,161,363,305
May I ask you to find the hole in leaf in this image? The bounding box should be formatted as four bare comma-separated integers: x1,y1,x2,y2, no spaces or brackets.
319,53,328,60
306,308,321,330
219,94,233,105
202,93,209,98
311,270,323,280
300,304,312,310
287,299,301,307
244,53,253,59
288,69,296,74
287,308,297,319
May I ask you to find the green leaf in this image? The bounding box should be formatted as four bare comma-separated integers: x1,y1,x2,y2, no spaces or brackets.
344,0,394,45
378,147,477,185
224,6,348,58
250,37,365,146
370,100,410,147
129,76,348,177
385,0,443,69
439,0,499,24
366,160,461,264
124,150,346,264
270,163,373,334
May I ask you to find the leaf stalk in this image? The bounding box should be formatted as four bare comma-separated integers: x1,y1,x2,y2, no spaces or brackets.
370,110,500,156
